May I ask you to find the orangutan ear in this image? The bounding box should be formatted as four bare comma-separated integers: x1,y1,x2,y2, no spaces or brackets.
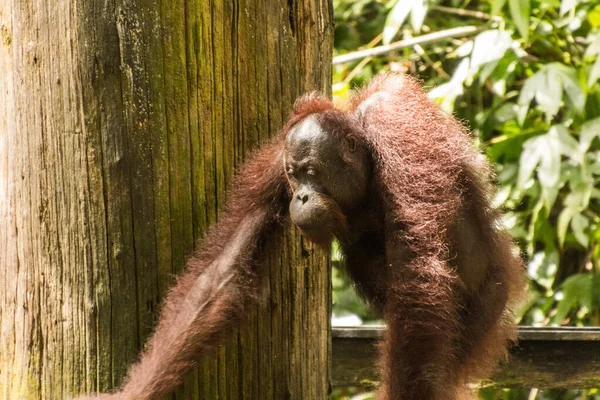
345,135,357,152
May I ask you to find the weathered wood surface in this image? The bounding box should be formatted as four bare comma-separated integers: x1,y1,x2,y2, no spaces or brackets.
332,326,600,389
0,1,333,399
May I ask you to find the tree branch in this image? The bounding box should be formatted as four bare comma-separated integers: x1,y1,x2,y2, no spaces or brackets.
431,5,492,20
332,25,486,65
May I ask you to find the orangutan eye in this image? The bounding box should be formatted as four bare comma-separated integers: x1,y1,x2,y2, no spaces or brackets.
307,167,318,177
286,168,296,178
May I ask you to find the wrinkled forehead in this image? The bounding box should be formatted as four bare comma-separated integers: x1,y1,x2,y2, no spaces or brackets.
285,115,337,159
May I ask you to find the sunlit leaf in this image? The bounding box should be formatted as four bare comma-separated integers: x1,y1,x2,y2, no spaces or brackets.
550,63,585,112
589,58,600,88
428,58,469,113
490,55,518,95
589,153,600,175
585,32,600,87
383,0,412,45
584,31,600,58
537,67,563,121
509,0,530,40
492,0,508,15
409,0,427,32
518,126,578,210
553,274,592,324
454,40,474,58
493,185,512,208
527,250,558,289
332,82,351,102
470,30,515,82
557,206,577,247
560,0,578,16
564,183,592,210
518,71,544,124
540,127,577,209
525,201,543,255
579,117,600,153
552,124,579,161
494,103,519,123
518,135,544,188
571,213,590,247
588,5,600,28
518,64,585,123
539,0,560,9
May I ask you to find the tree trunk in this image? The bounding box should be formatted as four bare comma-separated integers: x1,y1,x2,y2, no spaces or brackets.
0,1,333,398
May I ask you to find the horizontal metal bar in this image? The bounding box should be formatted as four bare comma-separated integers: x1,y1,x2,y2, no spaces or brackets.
333,326,600,341
332,326,600,388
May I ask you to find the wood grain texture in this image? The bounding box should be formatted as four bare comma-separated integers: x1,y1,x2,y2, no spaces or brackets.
0,0,333,398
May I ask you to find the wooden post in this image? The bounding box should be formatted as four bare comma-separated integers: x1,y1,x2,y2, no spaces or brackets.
0,1,333,398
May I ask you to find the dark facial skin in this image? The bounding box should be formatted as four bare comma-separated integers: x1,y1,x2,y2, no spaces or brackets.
284,115,371,244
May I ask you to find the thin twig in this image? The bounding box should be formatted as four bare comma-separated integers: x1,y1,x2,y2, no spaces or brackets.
343,56,373,84
412,42,449,78
333,25,486,65
341,34,382,85
431,5,492,20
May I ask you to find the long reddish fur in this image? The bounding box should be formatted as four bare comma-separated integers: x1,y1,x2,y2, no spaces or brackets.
104,141,289,399
78,73,525,400
347,74,525,399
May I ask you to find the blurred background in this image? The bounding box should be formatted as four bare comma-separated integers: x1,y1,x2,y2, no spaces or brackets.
329,0,600,399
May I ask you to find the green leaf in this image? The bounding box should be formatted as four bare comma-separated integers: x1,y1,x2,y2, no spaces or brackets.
331,239,343,262
571,213,590,247
383,0,412,45
540,0,560,9
550,63,585,112
585,34,600,86
588,5,600,28
470,30,515,82
584,31,600,58
579,122,600,165
493,185,512,208
428,58,469,113
552,124,579,161
509,0,530,40
579,118,600,152
493,103,519,123
490,55,519,96
553,274,593,324
517,71,544,125
518,126,577,210
517,135,544,188
409,0,427,32
537,67,563,121
564,183,592,210
527,250,558,289
560,0,578,16
538,129,563,190
589,154,600,175
589,57,600,88
557,206,577,247
518,64,585,123
492,0,508,15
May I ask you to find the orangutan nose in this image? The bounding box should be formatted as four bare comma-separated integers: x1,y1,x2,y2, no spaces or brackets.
297,193,309,204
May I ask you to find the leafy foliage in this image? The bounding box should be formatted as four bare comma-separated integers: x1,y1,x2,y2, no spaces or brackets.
332,0,600,398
